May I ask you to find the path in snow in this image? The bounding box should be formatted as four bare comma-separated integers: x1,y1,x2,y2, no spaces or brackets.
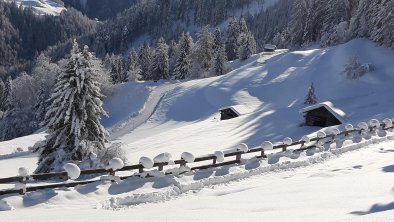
108,83,179,140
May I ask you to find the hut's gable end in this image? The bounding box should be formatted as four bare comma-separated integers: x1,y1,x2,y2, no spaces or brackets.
304,107,342,127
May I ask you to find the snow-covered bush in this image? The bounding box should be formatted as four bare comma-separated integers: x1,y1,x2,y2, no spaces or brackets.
63,163,81,180
97,143,127,166
343,56,374,80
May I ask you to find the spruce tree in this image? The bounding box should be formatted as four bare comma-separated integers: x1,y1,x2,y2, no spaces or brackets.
127,49,142,81
226,18,240,61
152,37,169,80
238,31,257,60
193,26,214,73
138,43,153,80
0,78,5,113
33,40,108,173
212,44,228,76
174,32,193,80
304,82,318,105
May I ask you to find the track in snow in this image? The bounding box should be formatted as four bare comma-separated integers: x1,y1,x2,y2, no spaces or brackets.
108,83,179,140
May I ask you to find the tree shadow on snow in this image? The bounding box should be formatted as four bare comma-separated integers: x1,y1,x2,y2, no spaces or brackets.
382,165,394,173
350,202,394,215
22,189,58,207
193,169,214,180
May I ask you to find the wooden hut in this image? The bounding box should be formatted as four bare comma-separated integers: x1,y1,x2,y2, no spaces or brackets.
219,105,252,120
264,44,277,52
300,102,346,127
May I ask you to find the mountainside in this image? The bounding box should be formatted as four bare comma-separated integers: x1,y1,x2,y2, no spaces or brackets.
4,0,65,15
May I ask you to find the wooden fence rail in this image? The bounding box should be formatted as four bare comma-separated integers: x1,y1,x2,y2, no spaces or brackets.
0,121,392,196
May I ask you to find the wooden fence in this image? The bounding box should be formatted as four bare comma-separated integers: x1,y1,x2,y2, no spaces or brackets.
0,120,392,196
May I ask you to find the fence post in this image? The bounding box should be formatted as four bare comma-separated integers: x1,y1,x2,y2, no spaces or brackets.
236,152,242,163
158,163,164,171
260,150,265,158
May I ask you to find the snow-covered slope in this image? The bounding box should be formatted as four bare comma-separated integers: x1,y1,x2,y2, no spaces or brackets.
110,39,394,164
4,0,65,16
1,39,394,221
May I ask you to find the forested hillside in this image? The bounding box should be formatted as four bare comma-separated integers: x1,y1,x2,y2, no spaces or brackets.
0,1,96,77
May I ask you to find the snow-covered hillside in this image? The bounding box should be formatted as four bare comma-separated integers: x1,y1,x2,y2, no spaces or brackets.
4,0,65,15
107,39,394,164
1,39,394,221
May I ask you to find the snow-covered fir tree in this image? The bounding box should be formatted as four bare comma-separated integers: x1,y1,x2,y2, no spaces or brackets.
34,87,48,123
138,43,153,80
168,40,179,76
0,78,5,113
304,82,317,105
152,37,169,80
226,18,240,61
127,49,142,81
211,43,228,76
173,32,193,80
238,31,256,60
213,27,223,51
33,40,108,173
192,26,214,77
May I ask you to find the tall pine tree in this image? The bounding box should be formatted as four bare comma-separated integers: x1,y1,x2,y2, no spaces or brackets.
174,32,193,80
33,40,108,173
152,37,169,80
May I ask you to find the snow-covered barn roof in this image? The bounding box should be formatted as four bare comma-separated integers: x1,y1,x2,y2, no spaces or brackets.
300,101,347,123
264,44,277,50
219,105,253,116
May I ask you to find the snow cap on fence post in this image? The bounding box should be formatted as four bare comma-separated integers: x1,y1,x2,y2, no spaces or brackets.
369,119,380,128
214,151,225,163
283,137,292,146
358,122,369,131
261,141,274,151
181,152,195,163
330,128,340,136
383,118,393,128
153,152,172,163
139,157,154,169
236,143,249,152
18,167,29,177
63,163,81,180
106,158,124,171
345,124,354,131
317,131,326,139
300,135,310,144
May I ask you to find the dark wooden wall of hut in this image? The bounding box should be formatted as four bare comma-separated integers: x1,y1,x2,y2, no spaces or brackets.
304,107,341,127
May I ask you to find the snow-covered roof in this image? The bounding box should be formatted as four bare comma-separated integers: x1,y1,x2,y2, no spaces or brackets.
219,105,253,116
264,44,277,50
300,101,347,123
